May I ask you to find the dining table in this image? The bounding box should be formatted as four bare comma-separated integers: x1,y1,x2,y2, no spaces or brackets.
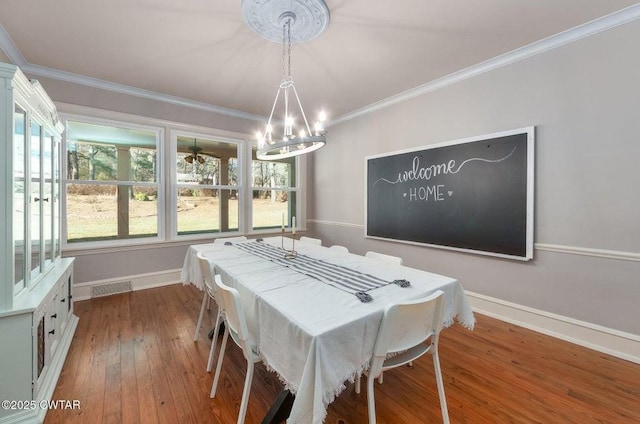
180,236,475,424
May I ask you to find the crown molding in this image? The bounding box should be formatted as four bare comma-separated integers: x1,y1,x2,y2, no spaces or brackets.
0,23,27,66
331,3,640,125
21,63,265,122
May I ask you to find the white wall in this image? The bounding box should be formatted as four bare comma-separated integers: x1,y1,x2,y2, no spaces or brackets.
308,20,640,336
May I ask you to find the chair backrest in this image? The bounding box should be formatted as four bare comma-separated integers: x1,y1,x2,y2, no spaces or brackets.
373,290,445,359
330,245,349,253
300,236,322,246
213,236,248,245
365,251,404,266
197,252,217,299
213,274,254,358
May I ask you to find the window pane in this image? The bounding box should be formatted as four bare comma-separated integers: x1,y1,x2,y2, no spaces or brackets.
66,121,157,182
66,184,158,242
177,188,238,235
251,147,296,188
64,119,160,245
252,190,297,230
176,137,239,185
175,136,239,237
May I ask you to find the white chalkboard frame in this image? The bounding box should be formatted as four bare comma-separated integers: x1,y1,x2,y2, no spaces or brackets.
364,126,535,261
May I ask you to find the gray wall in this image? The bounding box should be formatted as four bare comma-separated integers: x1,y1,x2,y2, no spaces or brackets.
308,21,640,335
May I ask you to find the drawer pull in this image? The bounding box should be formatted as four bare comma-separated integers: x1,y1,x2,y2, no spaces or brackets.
51,314,57,319
48,329,55,335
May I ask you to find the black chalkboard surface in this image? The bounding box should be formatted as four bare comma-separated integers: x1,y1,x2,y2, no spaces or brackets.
366,127,534,260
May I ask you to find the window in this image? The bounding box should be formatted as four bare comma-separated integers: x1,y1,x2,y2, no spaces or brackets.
64,119,161,244
250,146,297,231
175,135,240,236
61,109,304,249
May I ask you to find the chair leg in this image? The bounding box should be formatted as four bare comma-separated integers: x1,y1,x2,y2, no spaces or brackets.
237,360,255,424
194,292,208,341
206,311,222,372
432,351,450,424
211,326,229,398
367,372,377,424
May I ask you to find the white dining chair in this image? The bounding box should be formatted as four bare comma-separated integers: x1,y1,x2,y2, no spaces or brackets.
210,274,261,424
193,253,225,373
330,245,349,253
365,250,404,266
213,236,248,244
364,251,405,382
299,236,322,246
355,290,449,424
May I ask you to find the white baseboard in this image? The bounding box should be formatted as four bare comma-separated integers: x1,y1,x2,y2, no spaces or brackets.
467,291,640,364
73,269,182,301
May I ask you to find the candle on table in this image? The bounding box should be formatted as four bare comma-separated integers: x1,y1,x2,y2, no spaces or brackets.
292,216,296,235
282,213,285,231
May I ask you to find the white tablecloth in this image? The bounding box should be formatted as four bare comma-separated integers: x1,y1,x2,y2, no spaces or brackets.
181,237,475,424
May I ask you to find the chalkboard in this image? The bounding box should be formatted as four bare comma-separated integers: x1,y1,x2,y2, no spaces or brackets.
366,127,534,260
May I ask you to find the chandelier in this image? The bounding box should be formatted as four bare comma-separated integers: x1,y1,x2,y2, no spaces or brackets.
242,0,330,160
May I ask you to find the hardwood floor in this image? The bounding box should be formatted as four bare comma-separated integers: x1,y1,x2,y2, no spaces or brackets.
45,283,640,424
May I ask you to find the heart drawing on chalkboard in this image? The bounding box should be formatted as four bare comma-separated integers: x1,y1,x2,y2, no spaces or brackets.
403,193,407,197
448,191,453,196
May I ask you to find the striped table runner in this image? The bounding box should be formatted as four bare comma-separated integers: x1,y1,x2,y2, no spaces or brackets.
233,241,409,302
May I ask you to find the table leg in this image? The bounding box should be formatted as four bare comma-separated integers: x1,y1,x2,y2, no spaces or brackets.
261,389,295,424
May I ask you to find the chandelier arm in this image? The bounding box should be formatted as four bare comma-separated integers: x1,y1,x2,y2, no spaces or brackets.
291,84,313,136
267,86,282,128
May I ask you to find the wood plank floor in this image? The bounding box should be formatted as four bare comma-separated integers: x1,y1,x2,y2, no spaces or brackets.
45,283,640,424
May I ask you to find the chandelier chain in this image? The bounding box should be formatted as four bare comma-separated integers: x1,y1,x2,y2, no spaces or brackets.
287,20,292,77
281,19,292,78
281,23,286,78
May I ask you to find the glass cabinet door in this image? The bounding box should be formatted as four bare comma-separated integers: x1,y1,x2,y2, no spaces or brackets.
13,107,26,293
30,121,42,279
44,131,54,268
53,139,61,259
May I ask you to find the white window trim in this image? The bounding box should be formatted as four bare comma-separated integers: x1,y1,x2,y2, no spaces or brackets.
55,102,308,252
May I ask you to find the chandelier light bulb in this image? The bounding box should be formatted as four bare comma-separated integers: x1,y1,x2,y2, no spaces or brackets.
285,116,294,137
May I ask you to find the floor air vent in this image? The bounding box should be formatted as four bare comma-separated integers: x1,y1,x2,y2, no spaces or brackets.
91,281,133,298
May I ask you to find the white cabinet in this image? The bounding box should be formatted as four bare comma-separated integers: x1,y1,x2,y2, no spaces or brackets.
0,62,77,423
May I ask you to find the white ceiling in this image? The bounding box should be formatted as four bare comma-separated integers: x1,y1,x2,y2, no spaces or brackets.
0,0,638,122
